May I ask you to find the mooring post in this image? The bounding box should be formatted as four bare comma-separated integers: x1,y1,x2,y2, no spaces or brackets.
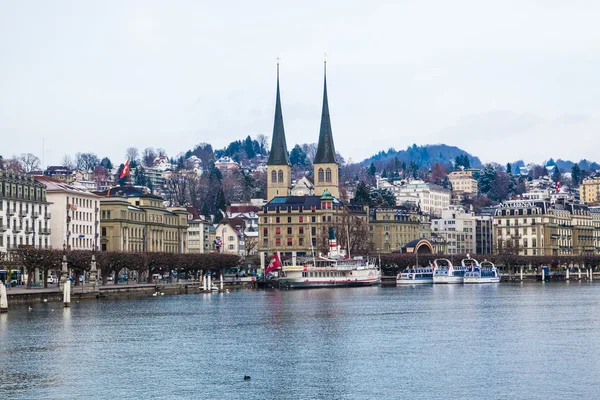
203,273,207,291
63,281,71,307
220,272,224,291
0,284,8,313
520,266,523,281
566,265,570,281
590,267,593,282
541,267,545,282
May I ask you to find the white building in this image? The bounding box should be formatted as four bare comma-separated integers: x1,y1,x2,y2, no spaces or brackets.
216,218,246,256
186,206,211,254
36,176,101,251
431,206,476,254
396,180,451,217
0,171,51,252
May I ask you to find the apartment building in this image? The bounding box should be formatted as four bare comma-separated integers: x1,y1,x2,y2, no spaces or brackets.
0,170,51,251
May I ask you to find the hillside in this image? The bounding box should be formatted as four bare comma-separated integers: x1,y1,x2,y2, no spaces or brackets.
361,144,483,168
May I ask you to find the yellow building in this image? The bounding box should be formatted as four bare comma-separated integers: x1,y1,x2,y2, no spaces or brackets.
580,176,600,205
493,199,600,256
97,186,188,253
369,207,432,252
448,170,478,198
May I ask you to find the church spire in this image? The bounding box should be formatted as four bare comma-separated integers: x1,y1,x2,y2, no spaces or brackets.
314,60,337,164
267,61,290,166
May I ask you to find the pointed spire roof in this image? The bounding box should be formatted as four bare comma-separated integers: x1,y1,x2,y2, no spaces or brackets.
314,61,337,165
267,62,290,166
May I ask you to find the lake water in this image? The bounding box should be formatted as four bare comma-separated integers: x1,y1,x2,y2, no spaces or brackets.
2,282,600,399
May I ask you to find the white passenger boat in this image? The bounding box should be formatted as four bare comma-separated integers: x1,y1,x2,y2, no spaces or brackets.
278,255,380,289
396,264,434,285
432,258,468,284
463,259,501,284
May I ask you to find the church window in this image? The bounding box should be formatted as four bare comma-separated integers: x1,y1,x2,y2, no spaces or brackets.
278,170,284,183
318,168,324,182
271,170,277,183
325,168,332,182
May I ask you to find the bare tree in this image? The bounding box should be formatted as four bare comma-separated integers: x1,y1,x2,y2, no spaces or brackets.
256,134,269,154
165,171,189,206
3,157,24,172
62,155,75,169
75,152,100,171
19,153,41,172
125,147,139,162
157,148,167,157
244,235,258,256
142,147,157,167
301,143,317,161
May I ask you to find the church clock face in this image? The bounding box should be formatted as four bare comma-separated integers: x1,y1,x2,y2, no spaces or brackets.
297,190,304,196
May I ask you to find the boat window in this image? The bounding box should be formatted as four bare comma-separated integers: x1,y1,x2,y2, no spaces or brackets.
310,272,313,277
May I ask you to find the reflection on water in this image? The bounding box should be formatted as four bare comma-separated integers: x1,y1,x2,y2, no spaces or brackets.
2,283,600,399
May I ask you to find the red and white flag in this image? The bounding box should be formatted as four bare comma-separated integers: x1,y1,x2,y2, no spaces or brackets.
556,176,561,193
120,160,130,179
265,252,282,274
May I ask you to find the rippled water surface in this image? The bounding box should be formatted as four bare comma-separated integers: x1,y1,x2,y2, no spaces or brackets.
3,282,600,399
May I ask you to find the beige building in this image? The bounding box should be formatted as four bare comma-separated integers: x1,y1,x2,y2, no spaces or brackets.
0,170,51,251
580,176,600,205
448,170,478,199
395,180,451,217
97,186,188,253
36,176,100,251
216,218,246,256
493,199,600,256
369,207,431,253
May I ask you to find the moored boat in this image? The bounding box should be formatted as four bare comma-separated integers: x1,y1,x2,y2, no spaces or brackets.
463,259,500,283
396,264,434,285
432,258,468,284
278,256,381,289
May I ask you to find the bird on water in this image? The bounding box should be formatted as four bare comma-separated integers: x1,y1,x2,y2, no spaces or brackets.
244,376,251,381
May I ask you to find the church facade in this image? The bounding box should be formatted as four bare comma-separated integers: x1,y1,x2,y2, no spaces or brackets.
259,63,367,266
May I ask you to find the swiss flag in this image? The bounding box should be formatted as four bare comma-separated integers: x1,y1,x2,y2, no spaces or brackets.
556,176,561,193
120,160,130,179
266,252,282,274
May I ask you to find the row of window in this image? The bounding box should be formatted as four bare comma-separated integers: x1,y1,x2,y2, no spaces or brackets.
263,237,317,247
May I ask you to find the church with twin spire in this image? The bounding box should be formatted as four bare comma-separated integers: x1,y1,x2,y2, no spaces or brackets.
259,62,367,261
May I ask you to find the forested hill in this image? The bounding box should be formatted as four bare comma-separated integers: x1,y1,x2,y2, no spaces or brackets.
361,144,483,169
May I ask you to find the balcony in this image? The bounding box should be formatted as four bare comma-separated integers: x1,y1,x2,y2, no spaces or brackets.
25,227,34,234
43,228,52,235
44,213,51,219
13,226,22,233
0,225,6,232
7,208,16,216
19,210,28,217
33,212,39,218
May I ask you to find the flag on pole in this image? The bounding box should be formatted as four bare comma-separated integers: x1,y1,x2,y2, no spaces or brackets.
556,176,561,193
265,252,282,274
120,160,130,179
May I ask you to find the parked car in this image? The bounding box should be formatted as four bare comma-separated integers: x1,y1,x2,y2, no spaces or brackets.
47,275,58,284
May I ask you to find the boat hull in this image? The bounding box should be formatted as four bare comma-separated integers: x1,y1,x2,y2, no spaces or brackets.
279,277,381,289
396,278,433,285
463,276,500,284
433,276,464,284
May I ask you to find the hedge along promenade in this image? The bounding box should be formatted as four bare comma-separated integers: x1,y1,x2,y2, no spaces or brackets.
377,253,600,274
0,248,242,288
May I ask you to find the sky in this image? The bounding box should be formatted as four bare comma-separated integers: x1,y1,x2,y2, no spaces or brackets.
1,0,599,168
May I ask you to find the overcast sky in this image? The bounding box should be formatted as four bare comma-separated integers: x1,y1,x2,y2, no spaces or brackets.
1,0,599,168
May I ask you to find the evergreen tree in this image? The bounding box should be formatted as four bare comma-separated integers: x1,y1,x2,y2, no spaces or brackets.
289,145,307,166
477,164,497,195
368,162,376,176
506,163,512,175
214,186,227,224
571,164,582,186
381,169,387,178
552,166,561,183
100,157,113,170
352,181,371,205
244,136,256,159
